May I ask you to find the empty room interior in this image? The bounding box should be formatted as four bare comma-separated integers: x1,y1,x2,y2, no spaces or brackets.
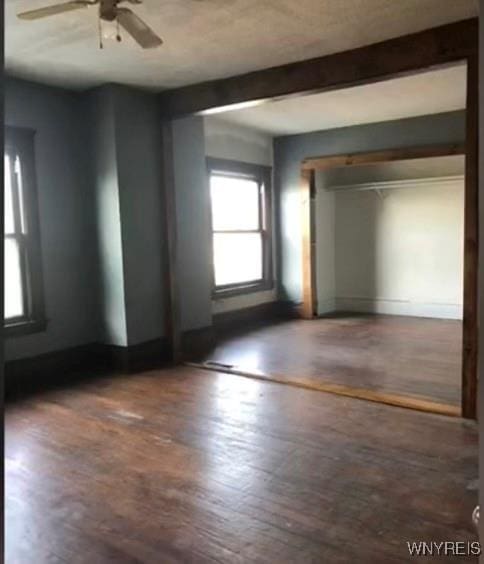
4,1,482,562
198,63,468,417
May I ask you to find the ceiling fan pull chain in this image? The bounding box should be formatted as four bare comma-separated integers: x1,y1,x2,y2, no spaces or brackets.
98,14,103,49
116,16,121,43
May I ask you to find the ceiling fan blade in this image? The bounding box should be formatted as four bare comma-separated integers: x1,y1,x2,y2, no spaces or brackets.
116,8,163,49
17,1,91,20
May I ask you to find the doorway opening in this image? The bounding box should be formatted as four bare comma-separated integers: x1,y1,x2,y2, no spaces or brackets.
181,59,477,419
298,145,468,416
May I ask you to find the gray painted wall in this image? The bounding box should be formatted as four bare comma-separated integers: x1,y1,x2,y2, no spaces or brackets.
84,85,166,346
113,87,166,345
5,79,167,357
5,78,100,360
172,116,212,331
273,111,466,304
5,79,466,364
84,86,128,347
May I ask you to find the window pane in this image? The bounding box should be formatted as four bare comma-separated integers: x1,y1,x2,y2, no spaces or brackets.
4,155,14,234
15,156,27,233
5,238,24,319
213,233,262,286
211,175,259,231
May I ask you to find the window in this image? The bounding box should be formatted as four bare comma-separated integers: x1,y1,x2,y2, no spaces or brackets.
208,158,273,297
4,127,45,335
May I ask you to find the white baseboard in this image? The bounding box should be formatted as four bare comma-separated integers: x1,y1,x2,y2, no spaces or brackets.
334,297,462,320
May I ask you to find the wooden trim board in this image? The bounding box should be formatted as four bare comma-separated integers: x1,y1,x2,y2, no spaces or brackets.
300,169,316,319
302,143,466,171
187,362,460,418
462,55,479,419
161,122,182,363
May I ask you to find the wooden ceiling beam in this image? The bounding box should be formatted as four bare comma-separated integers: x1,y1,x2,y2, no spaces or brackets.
158,18,477,118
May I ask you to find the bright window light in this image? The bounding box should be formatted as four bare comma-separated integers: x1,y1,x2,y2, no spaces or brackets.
5,153,25,320
4,238,24,319
211,175,259,231
213,232,263,286
210,173,264,287
4,156,14,235
4,128,45,332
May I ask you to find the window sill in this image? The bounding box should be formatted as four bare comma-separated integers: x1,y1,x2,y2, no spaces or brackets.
4,318,48,338
213,281,274,300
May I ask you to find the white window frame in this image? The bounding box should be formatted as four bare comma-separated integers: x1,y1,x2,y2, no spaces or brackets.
207,157,273,298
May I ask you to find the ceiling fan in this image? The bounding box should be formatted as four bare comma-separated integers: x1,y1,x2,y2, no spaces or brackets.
17,0,163,49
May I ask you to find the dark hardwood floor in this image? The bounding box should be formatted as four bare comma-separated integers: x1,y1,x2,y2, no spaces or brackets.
6,365,477,563
200,314,462,407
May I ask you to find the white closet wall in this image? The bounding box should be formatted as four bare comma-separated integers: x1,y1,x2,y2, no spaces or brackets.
316,174,464,319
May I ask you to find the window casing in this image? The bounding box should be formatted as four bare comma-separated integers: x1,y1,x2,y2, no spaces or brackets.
4,127,46,336
207,158,273,298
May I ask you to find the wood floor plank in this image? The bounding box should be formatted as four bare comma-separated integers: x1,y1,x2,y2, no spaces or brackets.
198,314,462,407
189,361,461,417
6,366,477,563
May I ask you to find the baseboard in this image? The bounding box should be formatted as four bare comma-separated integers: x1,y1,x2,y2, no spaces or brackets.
177,302,298,361
213,300,294,329
5,343,104,399
105,337,172,373
5,337,172,400
182,326,216,360
4,302,293,398
334,297,462,320
5,300,299,399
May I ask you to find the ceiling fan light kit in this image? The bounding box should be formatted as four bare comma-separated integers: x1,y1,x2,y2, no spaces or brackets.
17,0,163,50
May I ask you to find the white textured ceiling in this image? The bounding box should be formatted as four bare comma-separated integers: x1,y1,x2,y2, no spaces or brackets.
210,63,467,135
5,0,478,91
